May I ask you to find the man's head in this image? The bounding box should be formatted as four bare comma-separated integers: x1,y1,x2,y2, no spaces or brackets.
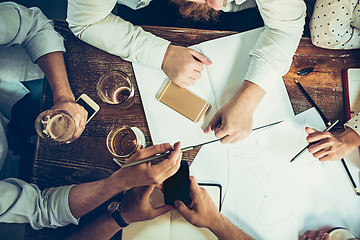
170,0,225,22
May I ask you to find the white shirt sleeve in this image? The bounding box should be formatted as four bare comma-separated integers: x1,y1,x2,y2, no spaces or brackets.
245,0,306,92
0,178,79,230
0,2,65,62
344,113,360,136
310,0,360,49
67,0,170,69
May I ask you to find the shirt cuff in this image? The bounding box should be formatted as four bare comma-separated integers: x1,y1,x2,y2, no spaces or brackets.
50,184,80,226
141,35,170,69
244,58,282,93
25,30,65,62
344,114,360,136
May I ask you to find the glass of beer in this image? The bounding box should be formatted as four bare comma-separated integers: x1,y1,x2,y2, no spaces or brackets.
96,71,135,108
35,109,76,144
106,126,146,158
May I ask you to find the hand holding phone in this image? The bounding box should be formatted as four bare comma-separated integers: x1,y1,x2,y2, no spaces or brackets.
163,160,191,206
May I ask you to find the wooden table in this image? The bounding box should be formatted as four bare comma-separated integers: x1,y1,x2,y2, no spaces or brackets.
25,20,360,239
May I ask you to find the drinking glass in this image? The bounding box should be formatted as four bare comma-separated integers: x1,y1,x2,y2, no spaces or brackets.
106,126,146,158
96,71,135,108
35,109,76,144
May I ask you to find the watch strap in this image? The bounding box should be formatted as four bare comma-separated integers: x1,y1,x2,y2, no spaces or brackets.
111,205,129,228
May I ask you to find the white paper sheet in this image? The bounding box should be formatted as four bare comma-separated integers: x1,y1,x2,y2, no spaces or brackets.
133,27,294,147
198,27,294,128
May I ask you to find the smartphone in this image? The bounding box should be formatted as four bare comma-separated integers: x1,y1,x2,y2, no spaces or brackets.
157,80,211,123
75,94,100,124
163,160,191,206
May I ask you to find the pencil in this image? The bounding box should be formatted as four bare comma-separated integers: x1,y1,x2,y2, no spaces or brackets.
290,120,339,162
294,79,332,126
114,120,284,169
294,78,359,196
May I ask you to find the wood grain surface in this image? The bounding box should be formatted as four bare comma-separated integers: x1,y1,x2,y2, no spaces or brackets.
25,20,360,240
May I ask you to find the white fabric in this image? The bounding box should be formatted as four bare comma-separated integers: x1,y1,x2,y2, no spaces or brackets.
0,178,78,230
0,1,65,170
310,0,360,49
345,112,360,136
67,0,306,93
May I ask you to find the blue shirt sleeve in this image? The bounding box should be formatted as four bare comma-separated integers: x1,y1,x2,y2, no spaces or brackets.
0,2,66,62
0,178,79,230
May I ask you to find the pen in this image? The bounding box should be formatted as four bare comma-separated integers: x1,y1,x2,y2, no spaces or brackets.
294,79,332,127
294,78,360,196
290,120,339,163
113,120,284,169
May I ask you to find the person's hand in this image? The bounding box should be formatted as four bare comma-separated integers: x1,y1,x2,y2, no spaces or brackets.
52,100,87,140
204,80,265,144
162,45,212,88
174,176,222,229
300,227,332,240
306,127,360,161
112,142,182,191
120,185,173,224
205,98,253,143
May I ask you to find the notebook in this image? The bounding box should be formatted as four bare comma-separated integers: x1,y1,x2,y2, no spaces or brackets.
122,184,221,240
343,68,360,120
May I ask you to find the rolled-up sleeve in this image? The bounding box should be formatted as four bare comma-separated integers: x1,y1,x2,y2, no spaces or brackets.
245,0,306,92
0,2,65,62
67,0,170,69
0,178,79,230
344,113,360,136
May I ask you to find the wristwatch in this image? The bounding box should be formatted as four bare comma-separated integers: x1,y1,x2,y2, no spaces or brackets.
107,201,129,228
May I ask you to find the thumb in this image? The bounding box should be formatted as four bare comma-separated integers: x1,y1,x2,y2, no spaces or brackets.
189,49,212,65
151,205,173,219
175,200,192,219
305,127,317,134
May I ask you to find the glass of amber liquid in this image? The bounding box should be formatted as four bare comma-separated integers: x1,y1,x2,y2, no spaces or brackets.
96,71,135,108
35,109,76,144
106,126,146,158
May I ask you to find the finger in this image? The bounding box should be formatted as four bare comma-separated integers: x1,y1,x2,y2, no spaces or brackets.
205,113,221,133
131,143,173,162
319,155,334,162
189,176,201,200
308,140,332,154
175,200,193,220
305,127,317,134
302,230,311,240
189,49,212,65
313,149,330,159
307,131,333,143
152,142,182,179
214,124,231,140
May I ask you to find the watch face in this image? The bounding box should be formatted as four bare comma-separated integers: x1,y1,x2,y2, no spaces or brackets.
108,201,119,213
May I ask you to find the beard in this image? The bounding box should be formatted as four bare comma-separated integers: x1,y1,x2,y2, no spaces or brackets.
170,0,221,22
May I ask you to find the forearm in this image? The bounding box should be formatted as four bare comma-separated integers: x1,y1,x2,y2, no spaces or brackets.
66,214,121,240
209,214,253,240
233,80,265,111
36,52,75,104
68,176,126,218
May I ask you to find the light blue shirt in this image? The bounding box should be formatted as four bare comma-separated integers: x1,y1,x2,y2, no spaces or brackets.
0,2,79,229
0,178,78,230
